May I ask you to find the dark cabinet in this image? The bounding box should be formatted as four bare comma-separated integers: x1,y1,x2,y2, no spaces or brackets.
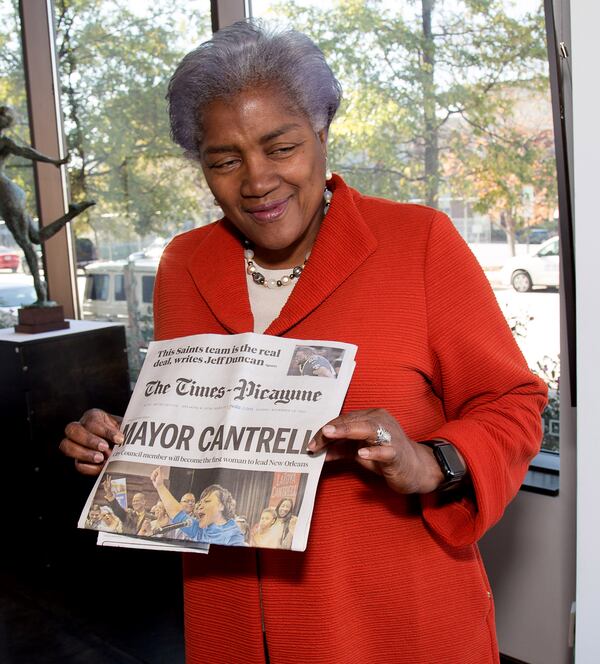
0,321,130,571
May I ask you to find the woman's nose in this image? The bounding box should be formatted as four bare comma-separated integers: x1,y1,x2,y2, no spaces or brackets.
241,154,279,198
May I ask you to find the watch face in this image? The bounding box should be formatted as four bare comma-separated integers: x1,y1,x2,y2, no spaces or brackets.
434,443,465,480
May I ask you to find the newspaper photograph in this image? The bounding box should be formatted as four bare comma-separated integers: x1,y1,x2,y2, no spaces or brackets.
79,332,357,553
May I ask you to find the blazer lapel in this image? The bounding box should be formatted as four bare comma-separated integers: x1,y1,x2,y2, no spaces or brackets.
266,175,378,336
185,219,254,334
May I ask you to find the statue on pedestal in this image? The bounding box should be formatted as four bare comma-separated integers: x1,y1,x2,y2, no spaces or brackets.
0,105,95,306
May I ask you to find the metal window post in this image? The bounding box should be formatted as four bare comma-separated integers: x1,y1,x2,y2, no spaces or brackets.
211,0,246,31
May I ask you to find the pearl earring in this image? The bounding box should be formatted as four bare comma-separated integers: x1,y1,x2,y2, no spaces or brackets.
323,187,332,213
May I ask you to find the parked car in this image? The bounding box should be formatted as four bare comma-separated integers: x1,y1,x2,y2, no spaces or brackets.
0,247,20,272
516,228,554,245
0,274,37,313
502,236,559,292
82,258,158,322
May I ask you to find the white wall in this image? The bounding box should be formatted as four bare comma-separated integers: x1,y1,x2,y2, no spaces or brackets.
571,1,600,661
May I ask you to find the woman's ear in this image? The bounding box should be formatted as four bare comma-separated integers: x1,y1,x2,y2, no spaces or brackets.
317,128,328,152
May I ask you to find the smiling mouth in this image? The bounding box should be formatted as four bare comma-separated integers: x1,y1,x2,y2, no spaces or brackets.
244,197,290,222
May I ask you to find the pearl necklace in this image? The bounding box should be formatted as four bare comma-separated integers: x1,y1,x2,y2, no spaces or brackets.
244,242,307,288
243,187,332,289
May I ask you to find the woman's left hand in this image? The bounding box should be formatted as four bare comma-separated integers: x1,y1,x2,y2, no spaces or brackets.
307,408,444,495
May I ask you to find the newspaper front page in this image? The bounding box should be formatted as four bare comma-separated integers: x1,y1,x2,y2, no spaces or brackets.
79,332,357,553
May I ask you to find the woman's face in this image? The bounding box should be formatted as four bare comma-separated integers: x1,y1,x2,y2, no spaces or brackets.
199,87,328,268
196,490,224,527
102,512,115,527
277,499,293,518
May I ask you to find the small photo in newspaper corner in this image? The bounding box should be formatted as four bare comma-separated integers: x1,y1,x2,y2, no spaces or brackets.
78,332,357,554
287,345,346,378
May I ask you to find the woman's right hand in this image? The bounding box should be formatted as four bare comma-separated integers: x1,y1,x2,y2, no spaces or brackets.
59,409,124,476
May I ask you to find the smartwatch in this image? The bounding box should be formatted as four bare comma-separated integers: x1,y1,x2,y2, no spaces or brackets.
420,440,466,490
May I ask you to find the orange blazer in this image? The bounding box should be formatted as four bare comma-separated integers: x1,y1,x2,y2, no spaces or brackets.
154,174,547,664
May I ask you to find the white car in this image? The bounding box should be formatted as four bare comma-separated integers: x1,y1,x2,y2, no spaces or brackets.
502,236,560,292
0,274,37,314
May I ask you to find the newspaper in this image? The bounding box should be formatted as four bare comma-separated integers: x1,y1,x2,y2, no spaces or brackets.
79,332,357,553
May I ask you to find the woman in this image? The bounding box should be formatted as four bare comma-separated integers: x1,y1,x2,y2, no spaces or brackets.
150,468,245,546
60,20,546,664
97,506,123,534
272,498,297,549
149,501,170,535
249,507,279,548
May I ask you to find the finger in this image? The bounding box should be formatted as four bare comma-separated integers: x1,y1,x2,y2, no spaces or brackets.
308,412,375,453
357,444,398,464
323,418,380,445
59,437,107,465
80,410,124,445
64,421,112,453
74,459,105,476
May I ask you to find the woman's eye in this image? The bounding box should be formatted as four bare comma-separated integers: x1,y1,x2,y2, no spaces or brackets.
210,159,239,170
271,145,295,156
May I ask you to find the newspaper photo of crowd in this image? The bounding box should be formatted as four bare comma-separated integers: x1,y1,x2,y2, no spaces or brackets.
287,344,345,378
84,464,307,550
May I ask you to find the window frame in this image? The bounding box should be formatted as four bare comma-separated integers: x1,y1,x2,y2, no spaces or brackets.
26,0,565,496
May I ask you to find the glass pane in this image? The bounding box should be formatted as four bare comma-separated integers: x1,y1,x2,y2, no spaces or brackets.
85,274,109,301
141,275,155,304
114,274,126,301
252,0,560,453
0,0,40,328
52,1,214,377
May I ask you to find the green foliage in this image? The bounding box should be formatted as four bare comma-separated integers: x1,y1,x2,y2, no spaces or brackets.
0,0,216,248
2,0,558,254
52,0,214,244
268,0,555,230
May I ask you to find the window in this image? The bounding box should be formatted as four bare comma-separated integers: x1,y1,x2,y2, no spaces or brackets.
85,274,109,301
142,276,155,304
538,238,559,257
252,0,561,457
51,0,214,377
114,274,126,302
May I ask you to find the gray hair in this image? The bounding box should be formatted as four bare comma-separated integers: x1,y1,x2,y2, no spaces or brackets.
167,20,342,159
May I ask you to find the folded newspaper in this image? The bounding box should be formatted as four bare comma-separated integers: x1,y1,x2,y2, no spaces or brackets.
79,332,357,553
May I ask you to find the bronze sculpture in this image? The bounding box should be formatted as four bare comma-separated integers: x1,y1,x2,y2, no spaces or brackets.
0,105,95,305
